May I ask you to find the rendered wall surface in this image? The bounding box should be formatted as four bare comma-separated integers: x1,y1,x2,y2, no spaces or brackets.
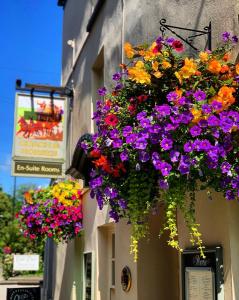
50,0,239,299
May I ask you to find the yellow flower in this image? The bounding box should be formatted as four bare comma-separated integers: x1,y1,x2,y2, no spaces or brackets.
153,71,162,78
180,58,197,78
175,71,183,84
128,61,151,84
199,51,209,62
162,61,171,69
124,42,135,59
152,61,159,71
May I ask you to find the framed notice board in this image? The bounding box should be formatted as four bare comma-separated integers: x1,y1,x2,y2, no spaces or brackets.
182,246,224,300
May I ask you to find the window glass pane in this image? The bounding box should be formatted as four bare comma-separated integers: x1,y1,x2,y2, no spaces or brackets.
84,253,92,300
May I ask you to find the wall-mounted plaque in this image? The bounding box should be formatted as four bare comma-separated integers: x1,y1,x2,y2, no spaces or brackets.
13,254,39,271
7,287,40,300
121,266,132,292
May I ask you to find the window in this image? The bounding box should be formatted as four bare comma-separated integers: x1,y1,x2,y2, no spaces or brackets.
84,252,93,300
111,233,115,287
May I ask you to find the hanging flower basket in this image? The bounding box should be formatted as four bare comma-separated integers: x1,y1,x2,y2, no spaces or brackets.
17,180,83,243
81,32,239,260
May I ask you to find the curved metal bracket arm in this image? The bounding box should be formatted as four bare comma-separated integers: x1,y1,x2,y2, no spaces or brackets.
159,18,212,52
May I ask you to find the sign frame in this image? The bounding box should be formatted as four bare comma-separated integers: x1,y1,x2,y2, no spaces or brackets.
181,246,224,300
13,254,40,271
11,92,68,178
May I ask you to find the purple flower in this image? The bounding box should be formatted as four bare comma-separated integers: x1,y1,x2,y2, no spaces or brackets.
140,118,151,128
80,141,89,152
135,138,148,150
109,129,119,139
122,126,133,137
178,155,190,174
154,104,171,117
112,72,122,81
208,115,219,126
225,190,235,200
159,162,172,176
199,139,211,151
181,112,193,124
126,133,137,144
98,87,107,96
189,125,202,137
90,176,103,189
170,150,180,162
109,210,119,222
112,139,123,148
137,151,149,162
160,138,173,150
222,31,230,42
220,162,231,174
166,37,175,45
184,141,194,153
202,104,212,114
198,119,208,128
105,138,113,146
118,199,127,209
211,101,222,111
104,187,118,199
137,111,147,121
232,35,239,43
193,90,206,101
166,91,178,102
96,192,104,209
158,179,169,190
120,150,129,161
115,83,123,90
156,36,164,44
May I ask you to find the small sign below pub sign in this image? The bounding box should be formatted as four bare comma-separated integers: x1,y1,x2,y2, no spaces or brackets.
7,287,40,300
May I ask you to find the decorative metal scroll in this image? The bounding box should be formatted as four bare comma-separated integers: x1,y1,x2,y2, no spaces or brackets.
159,18,212,52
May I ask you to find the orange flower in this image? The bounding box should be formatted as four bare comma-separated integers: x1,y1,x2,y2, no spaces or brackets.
207,60,221,74
220,65,229,73
236,64,239,75
162,61,171,69
24,192,33,204
124,42,135,59
223,53,231,62
191,108,202,123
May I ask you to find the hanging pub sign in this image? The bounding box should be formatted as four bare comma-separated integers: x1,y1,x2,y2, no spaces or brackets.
12,93,67,178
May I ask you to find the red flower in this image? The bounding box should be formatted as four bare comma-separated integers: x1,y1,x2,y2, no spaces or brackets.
105,113,118,126
90,149,101,158
172,40,184,52
137,95,148,103
152,43,162,53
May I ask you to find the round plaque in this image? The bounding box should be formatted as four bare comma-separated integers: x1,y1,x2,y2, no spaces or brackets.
121,266,132,292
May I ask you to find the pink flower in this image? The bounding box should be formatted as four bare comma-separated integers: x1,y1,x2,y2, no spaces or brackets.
172,40,184,52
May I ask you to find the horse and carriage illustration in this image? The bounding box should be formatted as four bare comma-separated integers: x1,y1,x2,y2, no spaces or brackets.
16,99,64,141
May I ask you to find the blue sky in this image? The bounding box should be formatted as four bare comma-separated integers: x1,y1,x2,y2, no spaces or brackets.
0,1,63,194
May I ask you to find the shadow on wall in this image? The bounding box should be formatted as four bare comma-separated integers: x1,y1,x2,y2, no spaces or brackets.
57,238,84,300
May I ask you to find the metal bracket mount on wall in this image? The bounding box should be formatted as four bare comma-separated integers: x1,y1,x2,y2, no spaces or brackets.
159,18,212,52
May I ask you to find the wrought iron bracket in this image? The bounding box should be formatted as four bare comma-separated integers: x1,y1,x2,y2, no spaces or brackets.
159,18,212,52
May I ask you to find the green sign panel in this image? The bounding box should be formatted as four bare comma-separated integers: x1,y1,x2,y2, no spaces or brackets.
14,161,62,177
